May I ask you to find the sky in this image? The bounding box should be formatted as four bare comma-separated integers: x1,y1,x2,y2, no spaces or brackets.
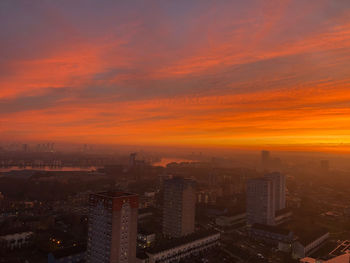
1,0,350,152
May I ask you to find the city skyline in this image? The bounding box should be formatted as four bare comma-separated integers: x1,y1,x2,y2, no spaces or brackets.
1,1,350,153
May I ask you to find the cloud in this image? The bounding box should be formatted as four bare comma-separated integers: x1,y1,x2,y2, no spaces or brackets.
1,0,350,150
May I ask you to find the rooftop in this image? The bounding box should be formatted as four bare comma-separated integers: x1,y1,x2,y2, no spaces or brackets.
248,177,273,183
0,227,32,236
51,244,86,259
251,223,292,236
164,176,195,184
137,252,149,260
275,207,292,217
147,230,219,254
93,191,137,198
296,227,329,246
138,226,156,235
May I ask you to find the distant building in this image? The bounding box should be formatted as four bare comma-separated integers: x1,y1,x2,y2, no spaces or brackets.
138,208,154,221
249,224,294,252
137,229,156,249
48,245,86,263
247,178,276,225
261,150,270,170
139,192,156,209
196,189,220,204
215,211,246,228
146,230,220,263
136,252,149,263
300,240,350,262
87,191,139,263
0,231,33,250
22,144,29,152
162,177,196,238
129,153,137,168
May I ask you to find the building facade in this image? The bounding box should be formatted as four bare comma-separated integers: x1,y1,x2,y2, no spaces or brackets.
247,178,276,225
162,177,196,238
264,172,286,211
87,192,138,263
293,231,330,259
0,231,33,250
146,231,220,263
48,245,86,263
300,252,350,263
249,223,294,252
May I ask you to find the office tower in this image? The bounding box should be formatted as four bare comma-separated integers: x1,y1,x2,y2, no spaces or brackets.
162,177,196,238
261,150,270,170
246,178,275,225
264,172,286,211
87,192,138,263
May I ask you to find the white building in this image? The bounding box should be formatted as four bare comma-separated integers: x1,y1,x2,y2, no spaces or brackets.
146,231,220,263
293,230,329,259
0,231,33,250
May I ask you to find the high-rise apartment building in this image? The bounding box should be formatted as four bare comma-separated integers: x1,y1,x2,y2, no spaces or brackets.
246,178,276,226
162,177,196,238
87,192,138,263
247,172,286,226
264,172,286,211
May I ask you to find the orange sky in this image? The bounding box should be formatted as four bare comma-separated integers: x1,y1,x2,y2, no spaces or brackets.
1,0,350,152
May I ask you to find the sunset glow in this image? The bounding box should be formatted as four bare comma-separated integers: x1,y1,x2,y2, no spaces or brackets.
1,0,350,152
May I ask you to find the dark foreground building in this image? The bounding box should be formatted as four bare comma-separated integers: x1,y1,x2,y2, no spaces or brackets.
87,191,138,263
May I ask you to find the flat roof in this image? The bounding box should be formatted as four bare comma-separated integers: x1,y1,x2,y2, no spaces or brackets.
93,191,137,198
0,227,32,236
147,230,219,254
275,207,292,217
248,177,273,183
296,227,329,246
137,252,149,259
52,244,86,259
251,223,292,236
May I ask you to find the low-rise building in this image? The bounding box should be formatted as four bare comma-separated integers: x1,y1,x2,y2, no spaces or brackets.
275,208,293,225
48,245,86,263
136,252,149,263
250,223,294,252
0,231,34,250
215,211,246,228
138,229,156,249
146,230,220,263
300,252,350,262
293,228,329,259
138,208,154,221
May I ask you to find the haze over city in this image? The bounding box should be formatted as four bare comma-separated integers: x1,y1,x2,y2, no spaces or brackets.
1,1,350,263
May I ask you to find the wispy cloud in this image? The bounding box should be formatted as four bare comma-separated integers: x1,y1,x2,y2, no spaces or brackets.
1,0,350,150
